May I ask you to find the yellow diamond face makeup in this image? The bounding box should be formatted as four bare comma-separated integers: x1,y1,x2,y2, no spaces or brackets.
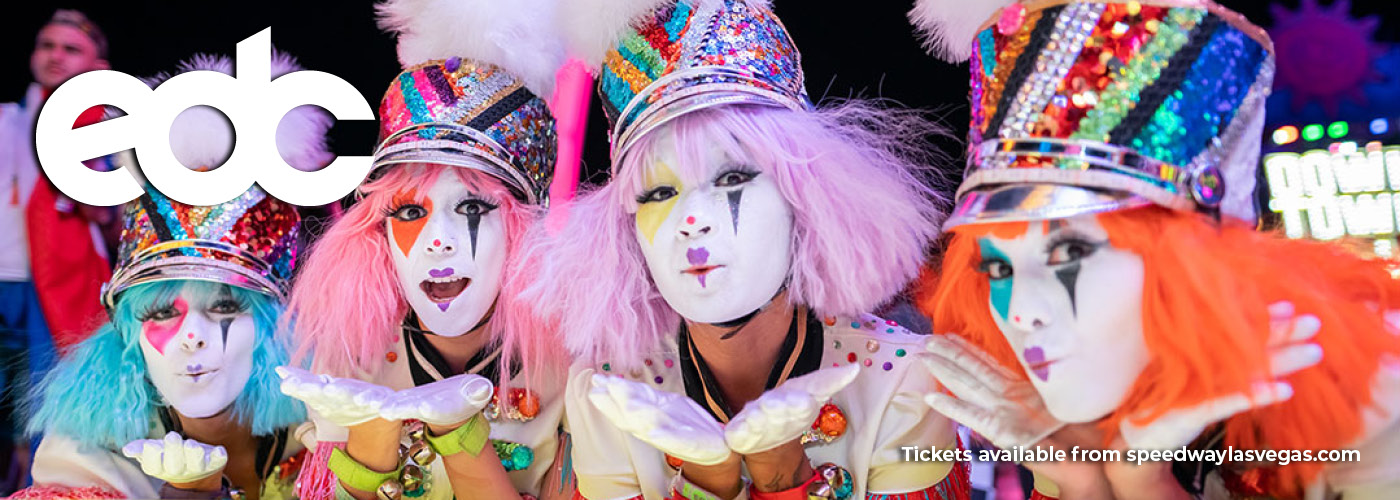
636,162,684,245
632,135,795,324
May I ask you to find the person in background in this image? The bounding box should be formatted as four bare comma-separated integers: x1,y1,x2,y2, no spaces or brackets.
0,9,115,494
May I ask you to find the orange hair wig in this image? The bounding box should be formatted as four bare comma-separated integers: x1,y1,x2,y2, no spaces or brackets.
915,206,1400,496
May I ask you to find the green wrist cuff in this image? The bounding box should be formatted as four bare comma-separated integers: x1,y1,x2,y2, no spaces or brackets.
424,414,491,457
327,447,401,493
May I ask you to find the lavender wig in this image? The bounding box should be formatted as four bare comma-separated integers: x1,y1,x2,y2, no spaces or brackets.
27,281,304,451
511,102,948,369
286,163,545,382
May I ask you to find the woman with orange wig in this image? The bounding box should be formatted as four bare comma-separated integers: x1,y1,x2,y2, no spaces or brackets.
909,0,1400,498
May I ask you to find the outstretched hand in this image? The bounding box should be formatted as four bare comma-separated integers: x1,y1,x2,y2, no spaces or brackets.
378,373,494,428
122,432,227,486
724,364,859,455
920,334,1064,449
276,366,395,428
588,374,732,466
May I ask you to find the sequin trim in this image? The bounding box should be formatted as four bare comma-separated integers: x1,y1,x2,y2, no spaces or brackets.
995,2,1106,147
1127,22,1266,167
1071,8,1204,143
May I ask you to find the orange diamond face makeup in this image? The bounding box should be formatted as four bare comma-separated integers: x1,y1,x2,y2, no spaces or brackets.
386,171,507,337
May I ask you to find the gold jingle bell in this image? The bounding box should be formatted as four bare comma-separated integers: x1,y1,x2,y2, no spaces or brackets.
401,464,426,493
376,480,405,500
408,440,437,465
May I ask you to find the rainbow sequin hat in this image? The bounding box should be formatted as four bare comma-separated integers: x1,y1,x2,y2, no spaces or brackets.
102,53,321,309
103,188,300,310
579,0,810,165
912,0,1274,229
371,0,564,205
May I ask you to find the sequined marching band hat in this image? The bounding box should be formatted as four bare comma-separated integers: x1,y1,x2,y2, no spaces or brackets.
101,54,326,310
565,0,810,165
372,0,564,205
911,0,1275,229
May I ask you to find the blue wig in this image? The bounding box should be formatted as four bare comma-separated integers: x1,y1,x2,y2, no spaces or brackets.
27,281,305,450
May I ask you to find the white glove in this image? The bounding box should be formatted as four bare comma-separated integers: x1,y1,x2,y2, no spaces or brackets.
921,334,1064,450
1119,301,1323,449
276,366,395,427
121,432,227,485
379,373,495,427
588,373,732,466
724,364,860,454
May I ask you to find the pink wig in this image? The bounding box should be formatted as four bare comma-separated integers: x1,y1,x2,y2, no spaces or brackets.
286,163,541,382
513,102,948,368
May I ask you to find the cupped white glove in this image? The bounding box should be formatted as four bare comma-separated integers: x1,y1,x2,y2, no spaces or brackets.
276,366,394,427
921,334,1065,450
378,373,495,427
1119,301,1323,450
121,431,227,485
724,364,860,455
588,373,732,466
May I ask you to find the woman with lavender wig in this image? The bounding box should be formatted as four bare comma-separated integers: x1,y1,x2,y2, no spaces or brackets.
276,1,573,499
515,1,970,499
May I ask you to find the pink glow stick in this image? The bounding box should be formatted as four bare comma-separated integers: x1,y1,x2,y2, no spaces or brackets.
545,58,593,233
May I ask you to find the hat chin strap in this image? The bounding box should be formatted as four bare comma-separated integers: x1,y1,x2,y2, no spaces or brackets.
706,284,790,335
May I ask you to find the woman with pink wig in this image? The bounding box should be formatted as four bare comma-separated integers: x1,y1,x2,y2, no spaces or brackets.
277,1,572,499
514,1,969,499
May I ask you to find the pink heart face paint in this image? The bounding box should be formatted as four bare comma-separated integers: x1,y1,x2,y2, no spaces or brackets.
142,297,189,355
633,134,794,324
975,215,1149,423
385,171,507,337
137,283,257,419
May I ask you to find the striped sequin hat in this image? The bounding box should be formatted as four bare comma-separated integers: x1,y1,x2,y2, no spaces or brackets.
583,0,810,165
912,0,1274,228
371,0,564,205
102,53,326,309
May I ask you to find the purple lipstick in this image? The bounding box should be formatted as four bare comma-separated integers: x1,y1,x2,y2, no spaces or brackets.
421,268,470,311
683,247,718,287
1023,346,1051,381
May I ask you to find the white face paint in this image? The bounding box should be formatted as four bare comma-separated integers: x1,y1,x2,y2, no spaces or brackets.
633,135,794,324
974,215,1148,422
386,171,507,337
138,283,256,418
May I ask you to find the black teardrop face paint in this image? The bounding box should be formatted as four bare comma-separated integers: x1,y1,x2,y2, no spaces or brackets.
728,189,743,233
467,212,482,258
220,317,233,351
1055,262,1081,317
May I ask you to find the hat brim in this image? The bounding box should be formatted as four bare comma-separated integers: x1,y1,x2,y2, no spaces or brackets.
943,183,1152,231
103,259,285,311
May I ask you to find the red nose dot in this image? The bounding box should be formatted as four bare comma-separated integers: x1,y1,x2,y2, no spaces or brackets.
1014,316,1020,323
187,333,194,339
686,216,696,224
433,239,441,246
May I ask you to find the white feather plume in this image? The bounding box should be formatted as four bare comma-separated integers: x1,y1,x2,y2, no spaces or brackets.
146,52,334,173
377,0,566,97
559,0,675,68
908,0,1017,62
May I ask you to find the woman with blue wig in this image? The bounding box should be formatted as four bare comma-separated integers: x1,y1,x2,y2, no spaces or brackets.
12,53,329,500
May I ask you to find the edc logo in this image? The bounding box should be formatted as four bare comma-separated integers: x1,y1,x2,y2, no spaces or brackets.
35,28,374,206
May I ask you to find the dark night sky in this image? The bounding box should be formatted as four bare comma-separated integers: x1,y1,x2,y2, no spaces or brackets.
5,1,1395,187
